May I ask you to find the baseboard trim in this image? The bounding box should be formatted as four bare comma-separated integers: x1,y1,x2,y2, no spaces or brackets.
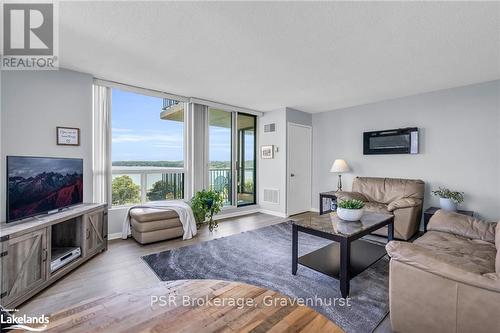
259,209,288,218
108,232,123,241
215,208,261,221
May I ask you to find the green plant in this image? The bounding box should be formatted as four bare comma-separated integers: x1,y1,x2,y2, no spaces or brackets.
112,175,140,205
147,180,177,201
244,180,254,193
190,190,224,231
432,187,464,204
338,199,365,209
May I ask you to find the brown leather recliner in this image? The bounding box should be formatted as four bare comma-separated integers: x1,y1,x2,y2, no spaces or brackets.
336,177,424,240
386,210,500,333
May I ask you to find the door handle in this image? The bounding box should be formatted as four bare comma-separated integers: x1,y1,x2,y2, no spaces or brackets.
290,173,295,177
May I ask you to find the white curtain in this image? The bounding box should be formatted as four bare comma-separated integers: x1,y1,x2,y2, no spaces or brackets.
92,84,111,205
190,103,209,194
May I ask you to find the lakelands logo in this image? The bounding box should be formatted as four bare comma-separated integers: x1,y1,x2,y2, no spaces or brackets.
2,2,59,70
1,309,49,331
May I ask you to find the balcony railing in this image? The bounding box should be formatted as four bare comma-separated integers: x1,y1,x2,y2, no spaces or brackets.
111,167,184,206
208,167,255,205
208,168,232,204
162,98,180,110
111,166,254,207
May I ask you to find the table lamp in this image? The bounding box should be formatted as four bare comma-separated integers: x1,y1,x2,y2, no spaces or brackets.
330,159,350,191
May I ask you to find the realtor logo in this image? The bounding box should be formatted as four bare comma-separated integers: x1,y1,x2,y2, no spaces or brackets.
2,2,58,70
1,308,49,331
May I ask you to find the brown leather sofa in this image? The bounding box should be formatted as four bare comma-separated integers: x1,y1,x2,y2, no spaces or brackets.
336,177,424,240
386,210,500,333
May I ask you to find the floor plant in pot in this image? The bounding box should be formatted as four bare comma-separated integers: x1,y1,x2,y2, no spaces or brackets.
190,190,224,231
432,187,464,211
337,199,365,221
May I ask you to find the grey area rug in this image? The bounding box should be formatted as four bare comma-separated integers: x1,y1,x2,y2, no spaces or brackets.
142,222,389,333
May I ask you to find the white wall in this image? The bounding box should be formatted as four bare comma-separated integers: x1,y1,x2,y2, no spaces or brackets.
258,107,312,216
286,107,312,126
258,108,287,216
312,80,500,223
1,69,93,221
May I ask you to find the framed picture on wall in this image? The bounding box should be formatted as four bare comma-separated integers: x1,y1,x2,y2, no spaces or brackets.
56,127,80,146
261,145,274,159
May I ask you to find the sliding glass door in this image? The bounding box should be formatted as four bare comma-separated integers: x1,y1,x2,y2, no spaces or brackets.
237,114,256,206
208,109,256,207
208,109,233,206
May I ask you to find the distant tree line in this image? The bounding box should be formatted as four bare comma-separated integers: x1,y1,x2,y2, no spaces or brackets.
112,161,184,168
112,160,254,169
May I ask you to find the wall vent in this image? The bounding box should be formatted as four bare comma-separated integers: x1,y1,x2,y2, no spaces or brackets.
264,123,276,133
263,189,279,204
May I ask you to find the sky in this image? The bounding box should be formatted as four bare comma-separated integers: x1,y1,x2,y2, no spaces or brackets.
112,89,184,162
112,89,254,163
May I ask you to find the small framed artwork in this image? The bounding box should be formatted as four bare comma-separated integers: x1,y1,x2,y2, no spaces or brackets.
56,127,80,146
261,145,274,159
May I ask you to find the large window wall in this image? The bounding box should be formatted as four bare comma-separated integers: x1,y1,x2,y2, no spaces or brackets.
111,88,185,206
103,83,257,209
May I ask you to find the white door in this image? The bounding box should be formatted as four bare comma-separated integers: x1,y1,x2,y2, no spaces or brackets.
287,123,312,215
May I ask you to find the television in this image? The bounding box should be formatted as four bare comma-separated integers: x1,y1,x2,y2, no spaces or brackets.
7,156,83,223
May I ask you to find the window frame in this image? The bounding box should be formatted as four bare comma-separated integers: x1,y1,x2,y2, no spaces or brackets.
236,112,257,207
109,86,188,207
207,108,257,208
95,79,263,211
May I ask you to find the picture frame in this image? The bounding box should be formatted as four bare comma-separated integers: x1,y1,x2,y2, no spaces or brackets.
261,145,274,159
56,127,80,146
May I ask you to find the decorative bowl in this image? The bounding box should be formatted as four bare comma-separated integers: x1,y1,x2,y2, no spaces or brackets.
337,207,364,221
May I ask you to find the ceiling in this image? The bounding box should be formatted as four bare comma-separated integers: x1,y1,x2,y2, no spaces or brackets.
59,2,500,113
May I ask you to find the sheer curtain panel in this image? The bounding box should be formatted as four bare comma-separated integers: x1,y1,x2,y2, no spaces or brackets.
92,84,111,205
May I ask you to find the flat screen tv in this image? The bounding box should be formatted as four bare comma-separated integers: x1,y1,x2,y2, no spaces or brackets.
7,156,83,223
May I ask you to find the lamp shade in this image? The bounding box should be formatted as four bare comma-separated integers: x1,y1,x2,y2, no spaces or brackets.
330,159,350,173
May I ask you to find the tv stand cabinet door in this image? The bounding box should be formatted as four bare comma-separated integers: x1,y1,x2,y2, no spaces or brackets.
84,209,106,257
1,229,48,307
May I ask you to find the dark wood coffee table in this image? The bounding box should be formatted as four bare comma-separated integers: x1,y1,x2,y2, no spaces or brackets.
291,212,394,298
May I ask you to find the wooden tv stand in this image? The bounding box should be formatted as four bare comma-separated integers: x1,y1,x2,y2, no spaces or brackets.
0,203,107,309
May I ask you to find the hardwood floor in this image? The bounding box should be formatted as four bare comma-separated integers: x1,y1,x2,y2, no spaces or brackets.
18,211,392,332
40,279,344,333
18,212,288,317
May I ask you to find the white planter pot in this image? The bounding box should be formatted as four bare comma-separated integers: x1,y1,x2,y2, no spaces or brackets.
337,207,364,221
439,198,457,212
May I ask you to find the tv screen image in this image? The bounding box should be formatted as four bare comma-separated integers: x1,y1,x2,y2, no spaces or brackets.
7,156,83,223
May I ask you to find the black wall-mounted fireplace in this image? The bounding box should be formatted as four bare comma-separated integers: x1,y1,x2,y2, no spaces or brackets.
363,127,419,155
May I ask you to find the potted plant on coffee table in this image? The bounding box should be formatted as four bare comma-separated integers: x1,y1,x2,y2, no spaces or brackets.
190,189,224,231
432,187,464,212
337,199,365,221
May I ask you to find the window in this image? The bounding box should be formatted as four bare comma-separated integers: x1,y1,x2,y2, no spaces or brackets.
208,109,256,207
237,113,256,206
111,88,185,206
208,109,233,206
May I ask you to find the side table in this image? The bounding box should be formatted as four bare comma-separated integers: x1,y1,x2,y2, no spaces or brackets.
319,191,337,215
